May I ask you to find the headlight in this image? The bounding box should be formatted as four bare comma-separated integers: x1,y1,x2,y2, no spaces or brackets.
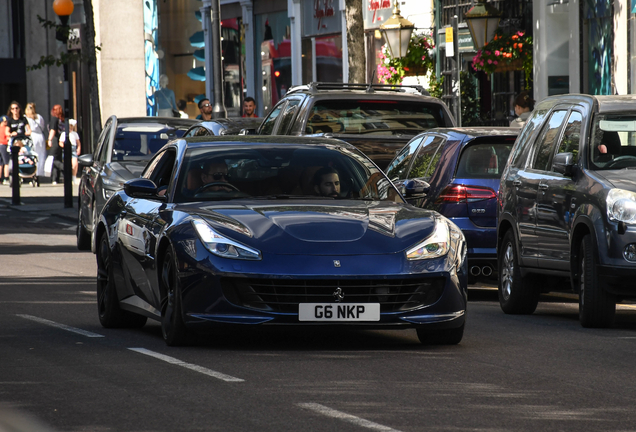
607,189,636,223
192,219,261,260
102,177,124,188
406,218,449,260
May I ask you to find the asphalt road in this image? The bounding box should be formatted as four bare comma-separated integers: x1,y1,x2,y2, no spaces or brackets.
2,204,636,432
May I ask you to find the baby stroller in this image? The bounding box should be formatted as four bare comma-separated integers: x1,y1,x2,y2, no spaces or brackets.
9,136,39,187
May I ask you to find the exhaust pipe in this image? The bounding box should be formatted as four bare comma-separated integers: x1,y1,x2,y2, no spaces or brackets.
470,266,481,276
482,266,493,277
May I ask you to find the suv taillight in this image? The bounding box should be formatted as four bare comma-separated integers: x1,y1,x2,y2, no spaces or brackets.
436,185,497,203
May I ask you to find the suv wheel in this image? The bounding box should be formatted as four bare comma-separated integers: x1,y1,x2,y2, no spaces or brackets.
578,234,616,328
498,230,540,314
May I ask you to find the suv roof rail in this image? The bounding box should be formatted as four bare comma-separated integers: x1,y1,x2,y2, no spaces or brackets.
295,82,430,96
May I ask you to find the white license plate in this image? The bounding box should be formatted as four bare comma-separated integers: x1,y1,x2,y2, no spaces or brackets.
298,303,380,322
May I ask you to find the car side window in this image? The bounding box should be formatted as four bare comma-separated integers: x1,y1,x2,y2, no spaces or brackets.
97,123,113,164
145,149,177,192
510,108,549,168
259,103,285,135
385,137,424,181
275,99,301,135
554,111,582,166
531,110,567,171
408,136,444,179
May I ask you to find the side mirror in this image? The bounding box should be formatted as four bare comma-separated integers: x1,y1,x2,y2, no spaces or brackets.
393,178,430,198
123,178,166,200
553,152,575,176
239,128,257,135
78,154,94,167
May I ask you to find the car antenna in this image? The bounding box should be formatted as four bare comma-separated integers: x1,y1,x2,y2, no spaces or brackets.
366,70,377,93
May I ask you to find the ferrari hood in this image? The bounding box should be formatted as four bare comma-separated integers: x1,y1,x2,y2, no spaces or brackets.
183,200,437,255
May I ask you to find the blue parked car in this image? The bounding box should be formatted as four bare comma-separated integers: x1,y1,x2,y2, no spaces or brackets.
385,127,518,283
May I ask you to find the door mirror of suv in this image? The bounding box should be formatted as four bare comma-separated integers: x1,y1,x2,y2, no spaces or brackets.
123,178,167,201
239,128,257,135
78,154,94,167
393,178,430,198
553,152,575,176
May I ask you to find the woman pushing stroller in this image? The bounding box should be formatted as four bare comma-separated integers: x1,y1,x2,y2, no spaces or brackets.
4,102,31,183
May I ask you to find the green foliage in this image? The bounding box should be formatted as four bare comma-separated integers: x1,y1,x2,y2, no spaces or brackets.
471,31,533,89
427,72,482,126
27,15,101,71
377,32,435,85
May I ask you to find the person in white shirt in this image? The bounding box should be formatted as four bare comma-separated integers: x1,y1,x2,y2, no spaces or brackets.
59,119,81,183
24,102,47,177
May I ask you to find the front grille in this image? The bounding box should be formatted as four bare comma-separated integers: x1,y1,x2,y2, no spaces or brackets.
221,277,446,313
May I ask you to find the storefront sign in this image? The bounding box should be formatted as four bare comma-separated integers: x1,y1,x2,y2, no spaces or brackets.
438,27,475,53
302,0,342,37
363,0,393,29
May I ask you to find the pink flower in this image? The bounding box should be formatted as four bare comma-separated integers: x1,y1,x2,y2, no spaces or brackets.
487,59,492,64
494,61,498,65
495,50,500,56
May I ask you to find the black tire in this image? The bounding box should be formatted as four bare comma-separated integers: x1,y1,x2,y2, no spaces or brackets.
417,324,464,345
578,234,616,328
161,246,192,346
96,232,147,328
498,230,540,314
77,201,91,251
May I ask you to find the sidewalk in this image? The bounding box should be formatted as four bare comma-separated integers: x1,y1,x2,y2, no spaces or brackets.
0,182,78,222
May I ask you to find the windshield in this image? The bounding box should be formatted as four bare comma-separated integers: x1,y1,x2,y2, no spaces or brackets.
112,126,183,162
590,114,636,170
455,142,513,179
174,144,404,203
306,100,447,136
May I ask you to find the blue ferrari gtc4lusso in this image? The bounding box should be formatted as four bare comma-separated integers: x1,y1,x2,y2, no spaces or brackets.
93,136,467,346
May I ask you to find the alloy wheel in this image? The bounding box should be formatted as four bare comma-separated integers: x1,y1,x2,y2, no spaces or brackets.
501,242,514,301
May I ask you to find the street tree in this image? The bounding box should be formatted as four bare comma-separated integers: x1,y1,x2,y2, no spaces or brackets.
345,0,366,83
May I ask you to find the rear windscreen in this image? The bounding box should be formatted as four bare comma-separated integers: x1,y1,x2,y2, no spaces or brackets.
306,100,449,136
455,143,513,179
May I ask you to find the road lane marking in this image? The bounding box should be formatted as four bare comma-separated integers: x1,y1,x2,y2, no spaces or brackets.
33,217,48,223
298,403,402,432
128,348,244,382
17,314,104,338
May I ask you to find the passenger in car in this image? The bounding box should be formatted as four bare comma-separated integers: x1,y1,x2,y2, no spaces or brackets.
594,131,621,163
312,166,341,198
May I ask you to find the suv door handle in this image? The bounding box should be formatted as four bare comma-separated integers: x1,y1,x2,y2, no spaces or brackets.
538,184,549,190
512,180,521,186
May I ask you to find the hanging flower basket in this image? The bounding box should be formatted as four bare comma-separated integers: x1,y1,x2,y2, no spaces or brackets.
471,31,533,88
378,32,435,85
494,58,523,73
403,64,428,77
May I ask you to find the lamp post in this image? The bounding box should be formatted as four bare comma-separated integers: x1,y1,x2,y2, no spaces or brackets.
379,0,414,59
464,0,501,51
53,0,74,209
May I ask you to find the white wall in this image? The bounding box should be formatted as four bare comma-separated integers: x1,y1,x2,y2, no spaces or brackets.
95,0,146,118
614,0,628,94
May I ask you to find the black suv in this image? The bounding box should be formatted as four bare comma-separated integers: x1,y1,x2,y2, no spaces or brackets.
498,94,636,328
252,82,456,169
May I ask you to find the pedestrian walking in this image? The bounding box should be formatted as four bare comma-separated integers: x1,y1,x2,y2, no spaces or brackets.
0,116,9,184
47,104,65,184
242,97,258,118
6,101,31,146
196,98,212,120
510,91,535,128
59,119,81,184
25,102,47,177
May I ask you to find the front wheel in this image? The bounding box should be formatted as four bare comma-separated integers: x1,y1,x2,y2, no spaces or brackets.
498,230,539,314
161,246,193,346
96,232,147,328
77,201,91,250
578,235,615,328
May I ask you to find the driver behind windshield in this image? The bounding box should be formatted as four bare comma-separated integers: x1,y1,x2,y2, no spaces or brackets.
200,159,235,192
313,166,340,198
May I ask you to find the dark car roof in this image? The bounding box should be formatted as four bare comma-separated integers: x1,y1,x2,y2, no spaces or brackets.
420,127,520,138
284,82,442,103
182,135,354,149
116,117,197,130
536,94,636,115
